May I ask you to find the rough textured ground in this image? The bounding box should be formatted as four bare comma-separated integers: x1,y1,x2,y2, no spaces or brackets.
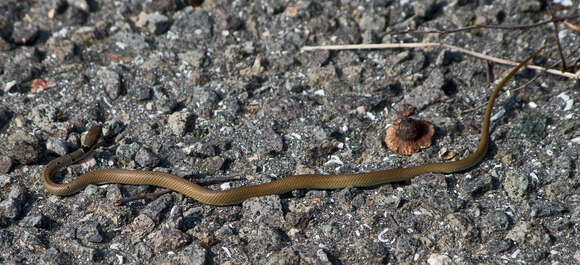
0,0,579,264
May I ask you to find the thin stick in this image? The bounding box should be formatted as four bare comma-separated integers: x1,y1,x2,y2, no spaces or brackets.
546,4,567,71
387,14,580,35
301,42,579,79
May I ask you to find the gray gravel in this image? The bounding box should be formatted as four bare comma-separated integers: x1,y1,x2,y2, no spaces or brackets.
1,0,579,264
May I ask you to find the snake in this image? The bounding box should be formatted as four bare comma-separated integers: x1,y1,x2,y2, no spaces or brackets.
42,47,544,205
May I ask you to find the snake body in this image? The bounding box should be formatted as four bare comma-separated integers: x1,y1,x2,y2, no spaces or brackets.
42,48,543,205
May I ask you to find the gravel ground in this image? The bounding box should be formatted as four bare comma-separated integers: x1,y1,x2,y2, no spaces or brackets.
1,0,579,264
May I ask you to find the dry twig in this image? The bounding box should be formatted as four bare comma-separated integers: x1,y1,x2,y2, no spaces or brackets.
301,42,579,79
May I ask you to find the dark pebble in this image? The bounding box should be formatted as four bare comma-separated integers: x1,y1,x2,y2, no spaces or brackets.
463,175,494,197
527,199,567,217
18,214,49,229
0,105,11,129
150,228,191,252
0,155,14,173
134,86,153,101
11,21,39,45
135,147,161,168
97,67,123,100
140,194,172,224
77,223,104,243
0,185,27,223
8,131,43,165
487,239,513,254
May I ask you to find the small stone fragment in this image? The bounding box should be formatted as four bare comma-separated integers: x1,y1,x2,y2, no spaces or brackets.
97,67,123,100
0,185,27,223
173,242,208,265
18,214,49,229
77,223,104,243
168,111,195,136
11,22,39,45
463,174,493,197
527,199,567,217
137,12,171,35
503,171,531,201
47,38,76,62
149,229,191,252
8,131,43,165
46,138,71,156
135,147,160,168
0,155,14,173
134,86,153,101
0,105,12,129
487,239,513,254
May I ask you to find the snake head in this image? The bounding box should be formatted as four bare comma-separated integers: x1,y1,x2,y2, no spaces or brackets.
81,125,103,148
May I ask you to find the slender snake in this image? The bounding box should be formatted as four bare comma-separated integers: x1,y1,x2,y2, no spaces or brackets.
42,47,544,205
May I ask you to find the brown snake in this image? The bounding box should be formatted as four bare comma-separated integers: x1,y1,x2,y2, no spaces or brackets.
42,48,544,205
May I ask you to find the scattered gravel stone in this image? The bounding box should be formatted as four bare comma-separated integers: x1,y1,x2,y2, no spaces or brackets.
396,236,421,258
77,223,104,243
102,119,125,138
11,21,40,45
42,247,73,265
543,179,572,201
487,239,513,254
242,195,284,226
143,0,178,13
68,0,91,12
46,137,71,156
0,105,11,129
137,12,171,35
508,113,547,143
140,194,172,224
258,127,283,154
526,199,567,217
184,142,215,158
481,211,510,237
135,147,161,168
171,9,214,43
97,67,123,100
257,224,287,251
503,171,531,201
149,228,191,252
116,142,140,161
63,6,88,25
134,85,153,101
462,174,494,197
111,31,150,51
168,111,195,136
172,242,208,265
359,11,387,32
0,229,15,249
0,175,11,188
0,35,12,51
152,87,178,113
264,247,301,265
0,185,27,224
18,214,49,229
199,156,225,174
436,50,461,66
1,61,41,92
402,83,445,110
7,131,43,164
178,49,208,68
0,155,14,173
126,213,156,240
47,38,76,62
